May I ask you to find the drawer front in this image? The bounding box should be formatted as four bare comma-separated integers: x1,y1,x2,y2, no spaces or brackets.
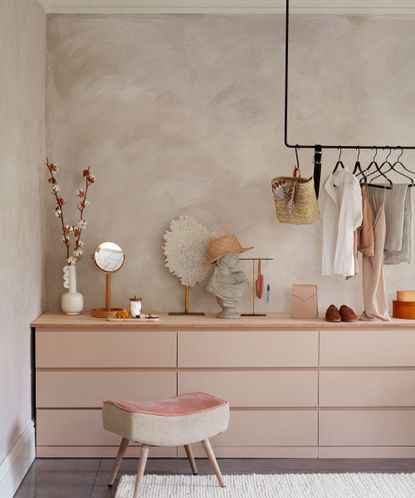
37,409,121,446
320,410,415,446
37,371,176,408
320,330,415,367
178,331,318,368
36,446,175,458
179,371,318,407
216,410,317,447
36,409,175,456
37,408,317,448
320,371,415,407
36,330,176,368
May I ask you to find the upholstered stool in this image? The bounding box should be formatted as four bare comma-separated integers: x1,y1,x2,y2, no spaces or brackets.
103,391,229,497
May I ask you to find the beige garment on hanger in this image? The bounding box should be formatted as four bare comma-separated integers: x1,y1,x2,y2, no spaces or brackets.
357,185,375,257
348,185,374,279
360,187,390,321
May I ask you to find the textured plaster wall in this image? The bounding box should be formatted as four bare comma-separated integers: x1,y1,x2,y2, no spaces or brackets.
46,14,415,314
0,0,46,464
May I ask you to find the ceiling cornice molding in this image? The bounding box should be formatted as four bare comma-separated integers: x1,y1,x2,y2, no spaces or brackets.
39,0,415,15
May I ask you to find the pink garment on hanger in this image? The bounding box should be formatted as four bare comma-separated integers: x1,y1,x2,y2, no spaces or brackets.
348,185,374,280
357,185,375,257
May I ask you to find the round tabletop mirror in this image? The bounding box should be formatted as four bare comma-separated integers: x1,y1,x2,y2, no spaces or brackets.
94,241,125,273
91,242,125,318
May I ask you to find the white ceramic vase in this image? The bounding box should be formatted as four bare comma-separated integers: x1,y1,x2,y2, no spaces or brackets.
61,264,84,315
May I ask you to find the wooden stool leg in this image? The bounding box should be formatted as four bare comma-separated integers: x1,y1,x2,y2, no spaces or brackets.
201,439,225,487
184,444,198,475
133,444,150,498
108,437,129,486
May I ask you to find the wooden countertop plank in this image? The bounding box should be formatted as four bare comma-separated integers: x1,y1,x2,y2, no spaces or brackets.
31,312,415,330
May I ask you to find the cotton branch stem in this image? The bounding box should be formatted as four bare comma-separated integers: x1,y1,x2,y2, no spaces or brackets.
74,166,91,256
46,157,70,259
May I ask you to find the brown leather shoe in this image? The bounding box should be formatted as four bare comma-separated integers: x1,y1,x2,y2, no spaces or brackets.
339,305,358,322
325,305,341,322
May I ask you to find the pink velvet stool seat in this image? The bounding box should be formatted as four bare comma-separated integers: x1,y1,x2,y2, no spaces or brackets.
103,392,229,497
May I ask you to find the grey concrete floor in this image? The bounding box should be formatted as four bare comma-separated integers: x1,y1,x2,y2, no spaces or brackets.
14,457,415,498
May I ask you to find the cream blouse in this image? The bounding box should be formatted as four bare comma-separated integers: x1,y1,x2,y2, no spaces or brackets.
322,167,363,277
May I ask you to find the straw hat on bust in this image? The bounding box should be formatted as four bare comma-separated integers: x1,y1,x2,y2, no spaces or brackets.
208,235,253,264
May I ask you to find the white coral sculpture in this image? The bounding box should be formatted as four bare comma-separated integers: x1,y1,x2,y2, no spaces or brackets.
163,216,217,287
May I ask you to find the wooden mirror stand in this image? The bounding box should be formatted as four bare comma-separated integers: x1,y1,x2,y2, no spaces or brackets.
91,242,125,318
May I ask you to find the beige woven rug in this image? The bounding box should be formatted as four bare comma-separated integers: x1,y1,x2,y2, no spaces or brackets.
115,473,415,497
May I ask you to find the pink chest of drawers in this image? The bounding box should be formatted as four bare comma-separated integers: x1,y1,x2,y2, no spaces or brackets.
32,313,415,458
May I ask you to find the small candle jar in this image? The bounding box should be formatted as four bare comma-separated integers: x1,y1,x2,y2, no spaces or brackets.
129,295,142,318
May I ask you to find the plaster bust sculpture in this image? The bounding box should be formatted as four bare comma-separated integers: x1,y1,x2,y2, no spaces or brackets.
206,235,253,319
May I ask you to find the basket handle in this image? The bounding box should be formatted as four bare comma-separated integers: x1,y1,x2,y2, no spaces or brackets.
293,145,301,177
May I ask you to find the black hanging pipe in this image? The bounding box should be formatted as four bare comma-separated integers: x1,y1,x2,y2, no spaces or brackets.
284,0,292,149
283,0,415,150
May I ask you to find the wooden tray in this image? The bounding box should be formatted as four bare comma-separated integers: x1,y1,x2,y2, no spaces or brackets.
107,315,160,322
393,300,415,320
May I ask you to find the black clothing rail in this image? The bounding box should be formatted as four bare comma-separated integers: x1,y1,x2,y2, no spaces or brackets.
283,0,415,151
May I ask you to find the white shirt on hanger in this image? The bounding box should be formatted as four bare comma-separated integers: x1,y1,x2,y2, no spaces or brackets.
322,167,363,277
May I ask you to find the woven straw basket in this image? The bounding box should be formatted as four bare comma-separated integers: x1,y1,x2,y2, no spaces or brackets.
271,172,320,225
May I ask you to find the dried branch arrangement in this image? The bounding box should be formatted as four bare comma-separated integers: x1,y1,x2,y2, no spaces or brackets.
46,158,95,265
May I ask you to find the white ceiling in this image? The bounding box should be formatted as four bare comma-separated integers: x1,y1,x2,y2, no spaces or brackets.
38,0,415,15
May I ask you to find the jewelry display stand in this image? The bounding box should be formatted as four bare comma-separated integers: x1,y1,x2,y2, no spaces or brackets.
240,257,274,317
169,286,205,316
